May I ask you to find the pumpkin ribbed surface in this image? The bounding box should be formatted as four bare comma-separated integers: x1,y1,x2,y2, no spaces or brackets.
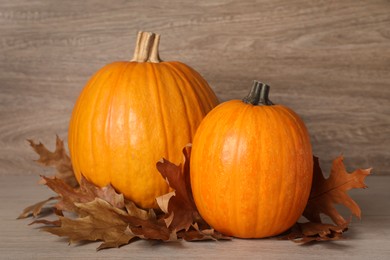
190,82,313,238
68,32,218,208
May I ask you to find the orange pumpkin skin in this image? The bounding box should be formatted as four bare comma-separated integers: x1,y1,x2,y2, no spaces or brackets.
68,32,218,209
190,82,313,238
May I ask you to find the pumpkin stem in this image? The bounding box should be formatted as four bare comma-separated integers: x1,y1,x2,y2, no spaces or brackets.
131,31,162,63
243,80,274,106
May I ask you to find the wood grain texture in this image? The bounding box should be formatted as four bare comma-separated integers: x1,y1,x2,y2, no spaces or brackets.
0,0,389,175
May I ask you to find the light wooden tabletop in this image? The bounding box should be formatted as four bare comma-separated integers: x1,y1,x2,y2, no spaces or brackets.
1,175,389,259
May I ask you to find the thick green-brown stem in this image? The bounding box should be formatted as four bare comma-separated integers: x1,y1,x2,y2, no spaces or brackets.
131,31,162,63
243,80,274,105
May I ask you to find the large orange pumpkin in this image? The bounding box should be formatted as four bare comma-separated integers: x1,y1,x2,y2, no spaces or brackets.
68,31,218,208
190,81,313,238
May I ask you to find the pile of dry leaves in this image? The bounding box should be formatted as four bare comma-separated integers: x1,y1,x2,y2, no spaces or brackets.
19,136,371,250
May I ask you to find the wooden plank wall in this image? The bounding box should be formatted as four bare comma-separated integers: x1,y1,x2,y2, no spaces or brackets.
1,0,389,176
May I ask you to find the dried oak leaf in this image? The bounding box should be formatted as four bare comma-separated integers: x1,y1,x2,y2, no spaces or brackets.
31,176,175,249
28,136,77,187
125,216,174,241
156,145,204,232
122,201,174,241
17,196,59,219
41,175,124,213
155,145,230,241
42,198,136,250
39,197,176,250
179,223,230,242
303,156,372,226
281,222,348,243
30,218,62,227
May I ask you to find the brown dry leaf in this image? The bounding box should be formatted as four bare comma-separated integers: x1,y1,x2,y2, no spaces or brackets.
299,221,348,238
30,218,62,227
126,217,174,241
155,145,230,241
38,197,176,250
125,201,156,221
122,202,173,241
42,198,136,250
28,136,77,187
180,223,231,241
41,175,124,213
156,144,203,231
17,196,58,219
303,156,371,225
30,176,176,249
281,222,348,243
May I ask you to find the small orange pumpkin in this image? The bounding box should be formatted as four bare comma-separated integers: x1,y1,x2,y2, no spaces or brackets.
68,31,218,208
190,81,313,238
